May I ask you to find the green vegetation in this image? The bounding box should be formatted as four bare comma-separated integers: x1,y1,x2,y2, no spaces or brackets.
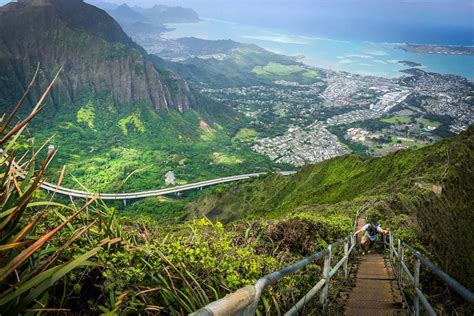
118,111,146,135
211,152,243,165
76,101,96,129
390,137,426,149
0,0,286,199
105,42,131,60
28,94,282,193
3,2,472,313
189,127,474,297
0,89,351,313
253,62,305,76
154,44,322,88
120,196,188,223
251,62,321,84
420,114,454,138
303,69,320,78
233,128,259,143
0,79,120,314
420,117,441,128
381,115,412,124
380,115,440,131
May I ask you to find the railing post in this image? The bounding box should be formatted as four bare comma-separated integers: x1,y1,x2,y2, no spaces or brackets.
320,245,332,311
344,239,349,279
414,258,421,316
398,240,404,286
397,239,401,279
389,232,394,261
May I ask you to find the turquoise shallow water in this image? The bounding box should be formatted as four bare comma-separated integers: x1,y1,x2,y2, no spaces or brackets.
163,19,474,81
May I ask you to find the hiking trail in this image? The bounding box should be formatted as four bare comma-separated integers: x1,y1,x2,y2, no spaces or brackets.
343,215,405,315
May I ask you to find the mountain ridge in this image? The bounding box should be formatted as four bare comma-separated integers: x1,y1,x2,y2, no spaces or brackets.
99,1,199,28
0,0,195,112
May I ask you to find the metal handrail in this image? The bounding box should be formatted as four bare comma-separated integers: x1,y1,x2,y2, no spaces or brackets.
193,215,474,316
352,202,370,232
384,231,474,316
402,242,474,304
192,206,365,316
192,235,355,316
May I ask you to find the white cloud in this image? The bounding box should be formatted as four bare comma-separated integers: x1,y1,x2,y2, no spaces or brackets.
366,50,389,56
339,59,354,64
347,54,374,59
242,34,308,45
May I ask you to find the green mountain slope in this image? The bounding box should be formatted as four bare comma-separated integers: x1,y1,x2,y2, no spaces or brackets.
0,0,282,191
188,126,474,288
153,40,321,88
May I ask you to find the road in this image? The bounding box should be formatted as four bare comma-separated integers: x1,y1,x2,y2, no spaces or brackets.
9,157,295,200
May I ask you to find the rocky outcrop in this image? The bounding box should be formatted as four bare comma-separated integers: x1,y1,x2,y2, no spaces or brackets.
0,0,194,112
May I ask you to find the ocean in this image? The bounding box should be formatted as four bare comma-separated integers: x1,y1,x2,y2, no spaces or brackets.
162,18,474,81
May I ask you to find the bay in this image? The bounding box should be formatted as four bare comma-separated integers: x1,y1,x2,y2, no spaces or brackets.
163,18,474,81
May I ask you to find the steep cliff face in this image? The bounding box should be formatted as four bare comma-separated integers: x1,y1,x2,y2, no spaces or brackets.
0,0,194,112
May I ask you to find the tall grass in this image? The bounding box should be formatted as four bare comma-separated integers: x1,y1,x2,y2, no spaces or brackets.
0,68,120,314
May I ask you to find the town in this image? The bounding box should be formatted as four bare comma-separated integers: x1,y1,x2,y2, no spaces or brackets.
202,69,473,165
251,122,348,166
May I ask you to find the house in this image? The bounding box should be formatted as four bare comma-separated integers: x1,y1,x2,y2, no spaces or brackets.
165,171,176,185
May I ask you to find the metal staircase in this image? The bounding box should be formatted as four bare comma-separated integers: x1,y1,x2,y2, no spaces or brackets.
192,212,474,315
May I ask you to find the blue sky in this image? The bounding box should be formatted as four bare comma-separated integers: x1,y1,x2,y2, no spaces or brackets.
2,0,473,44
98,0,473,29
119,0,474,44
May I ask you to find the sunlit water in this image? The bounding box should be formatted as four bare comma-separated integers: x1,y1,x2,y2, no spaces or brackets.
163,18,474,81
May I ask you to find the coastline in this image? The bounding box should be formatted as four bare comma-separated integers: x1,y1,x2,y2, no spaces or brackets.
162,19,474,81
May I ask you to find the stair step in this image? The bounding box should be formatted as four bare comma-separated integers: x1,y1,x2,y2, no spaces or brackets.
345,306,407,316
342,218,407,315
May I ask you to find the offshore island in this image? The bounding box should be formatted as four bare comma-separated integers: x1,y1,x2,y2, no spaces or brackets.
397,43,474,56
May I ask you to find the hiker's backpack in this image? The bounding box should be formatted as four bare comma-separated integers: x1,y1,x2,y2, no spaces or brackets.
367,224,379,236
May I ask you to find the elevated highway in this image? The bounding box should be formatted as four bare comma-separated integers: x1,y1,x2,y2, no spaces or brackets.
39,171,296,200
8,156,295,200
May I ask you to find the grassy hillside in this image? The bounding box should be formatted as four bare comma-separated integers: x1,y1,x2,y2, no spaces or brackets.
188,126,474,289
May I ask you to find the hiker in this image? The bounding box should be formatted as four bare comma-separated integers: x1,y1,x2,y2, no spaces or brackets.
353,220,389,254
